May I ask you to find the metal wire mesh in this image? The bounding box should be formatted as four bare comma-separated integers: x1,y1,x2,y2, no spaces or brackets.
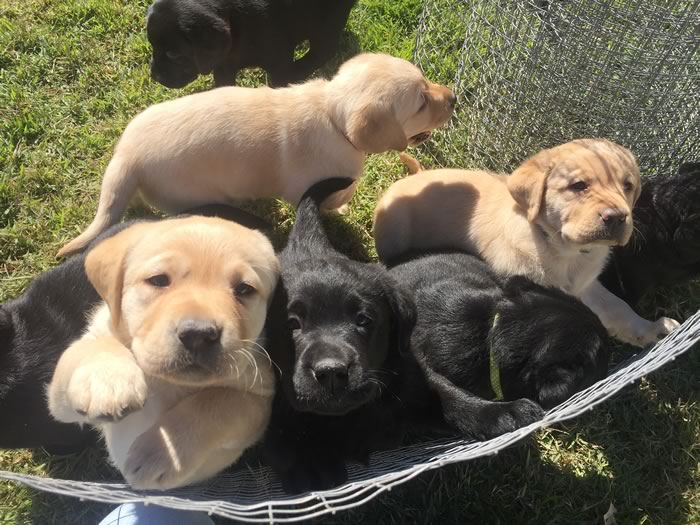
1,311,699,522
413,0,700,175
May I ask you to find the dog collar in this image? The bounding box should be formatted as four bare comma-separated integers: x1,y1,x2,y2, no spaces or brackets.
329,117,360,153
489,313,504,401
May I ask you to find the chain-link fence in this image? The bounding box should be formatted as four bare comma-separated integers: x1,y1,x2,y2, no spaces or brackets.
414,0,700,175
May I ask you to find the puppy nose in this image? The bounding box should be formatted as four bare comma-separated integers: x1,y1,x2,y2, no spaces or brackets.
599,208,628,224
447,92,457,109
312,358,349,393
177,319,221,353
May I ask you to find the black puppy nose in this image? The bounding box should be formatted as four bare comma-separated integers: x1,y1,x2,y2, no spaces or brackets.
599,208,628,224
312,359,349,393
177,319,221,353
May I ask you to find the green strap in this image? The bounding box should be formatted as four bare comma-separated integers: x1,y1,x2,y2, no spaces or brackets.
489,313,504,401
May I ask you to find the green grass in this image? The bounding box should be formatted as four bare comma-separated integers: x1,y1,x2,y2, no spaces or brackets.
0,0,698,523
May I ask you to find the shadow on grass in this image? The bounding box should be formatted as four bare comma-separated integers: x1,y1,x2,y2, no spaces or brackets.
317,351,698,525
26,445,116,525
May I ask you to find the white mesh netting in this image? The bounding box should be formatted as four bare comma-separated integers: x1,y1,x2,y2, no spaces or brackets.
1,0,699,521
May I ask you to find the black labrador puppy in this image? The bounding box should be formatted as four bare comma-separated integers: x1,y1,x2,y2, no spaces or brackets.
0,225,135,452
147,0,357,88
389,252,611,438
0,208,270,453
263,178,416,493
600,162,700,306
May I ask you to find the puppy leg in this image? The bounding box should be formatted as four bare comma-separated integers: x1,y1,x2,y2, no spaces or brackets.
426,369,543,441
265,47,296,87
284,35,340,84
48,336,147,425
123,388,271,490
213,61,239,87
580,280,680,347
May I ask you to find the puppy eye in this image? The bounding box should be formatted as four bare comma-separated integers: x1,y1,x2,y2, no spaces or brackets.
234,282,256,298
623,180,634,192
146,274,170,287
569,181,589,193
287,317,301,331
165,51,182,60
418,93,427,111
355,313,374,328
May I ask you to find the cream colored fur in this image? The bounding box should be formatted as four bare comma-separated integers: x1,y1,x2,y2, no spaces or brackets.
374,140,680,348
48,217,279,490
57,53,455,257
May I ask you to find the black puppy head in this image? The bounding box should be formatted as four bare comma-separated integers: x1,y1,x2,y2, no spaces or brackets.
147,0,232,88
279,258,414,416
492,276,610,409
274,177,416,416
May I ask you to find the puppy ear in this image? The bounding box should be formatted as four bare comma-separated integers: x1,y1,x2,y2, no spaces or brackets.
84,224,147,333
507,152,553,223
381,278,416,356
536,366,579,409
347,103,408,153
188,16,231,73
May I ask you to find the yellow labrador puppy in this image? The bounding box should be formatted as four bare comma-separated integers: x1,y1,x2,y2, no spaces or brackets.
57,53,456,257
373,139,680,348
48,217,279,490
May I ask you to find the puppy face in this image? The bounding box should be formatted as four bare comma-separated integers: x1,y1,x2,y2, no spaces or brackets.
85,217,279,387
147,0,231,88
332,53,456,153
278,259,414,416
508,139,641,247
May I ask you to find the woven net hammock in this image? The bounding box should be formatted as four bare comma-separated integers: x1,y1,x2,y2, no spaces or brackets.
2,0,700,521
1,314,699,521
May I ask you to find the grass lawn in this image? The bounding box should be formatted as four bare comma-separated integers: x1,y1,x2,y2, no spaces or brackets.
0,0,698,523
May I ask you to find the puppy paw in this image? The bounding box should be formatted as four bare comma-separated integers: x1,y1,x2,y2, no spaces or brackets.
468,399,544,441
67,359,146,424
124,426,191,490
641,317,681,347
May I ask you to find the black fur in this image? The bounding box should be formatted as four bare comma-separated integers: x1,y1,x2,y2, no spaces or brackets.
389,252,611,439
146,0,357,88
263,178,416,493
0,223,140,452
600,162,700,306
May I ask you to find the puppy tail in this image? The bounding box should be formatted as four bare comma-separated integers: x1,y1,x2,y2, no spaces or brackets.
399,152,423,175
57,156,137,258
286,178,355,255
